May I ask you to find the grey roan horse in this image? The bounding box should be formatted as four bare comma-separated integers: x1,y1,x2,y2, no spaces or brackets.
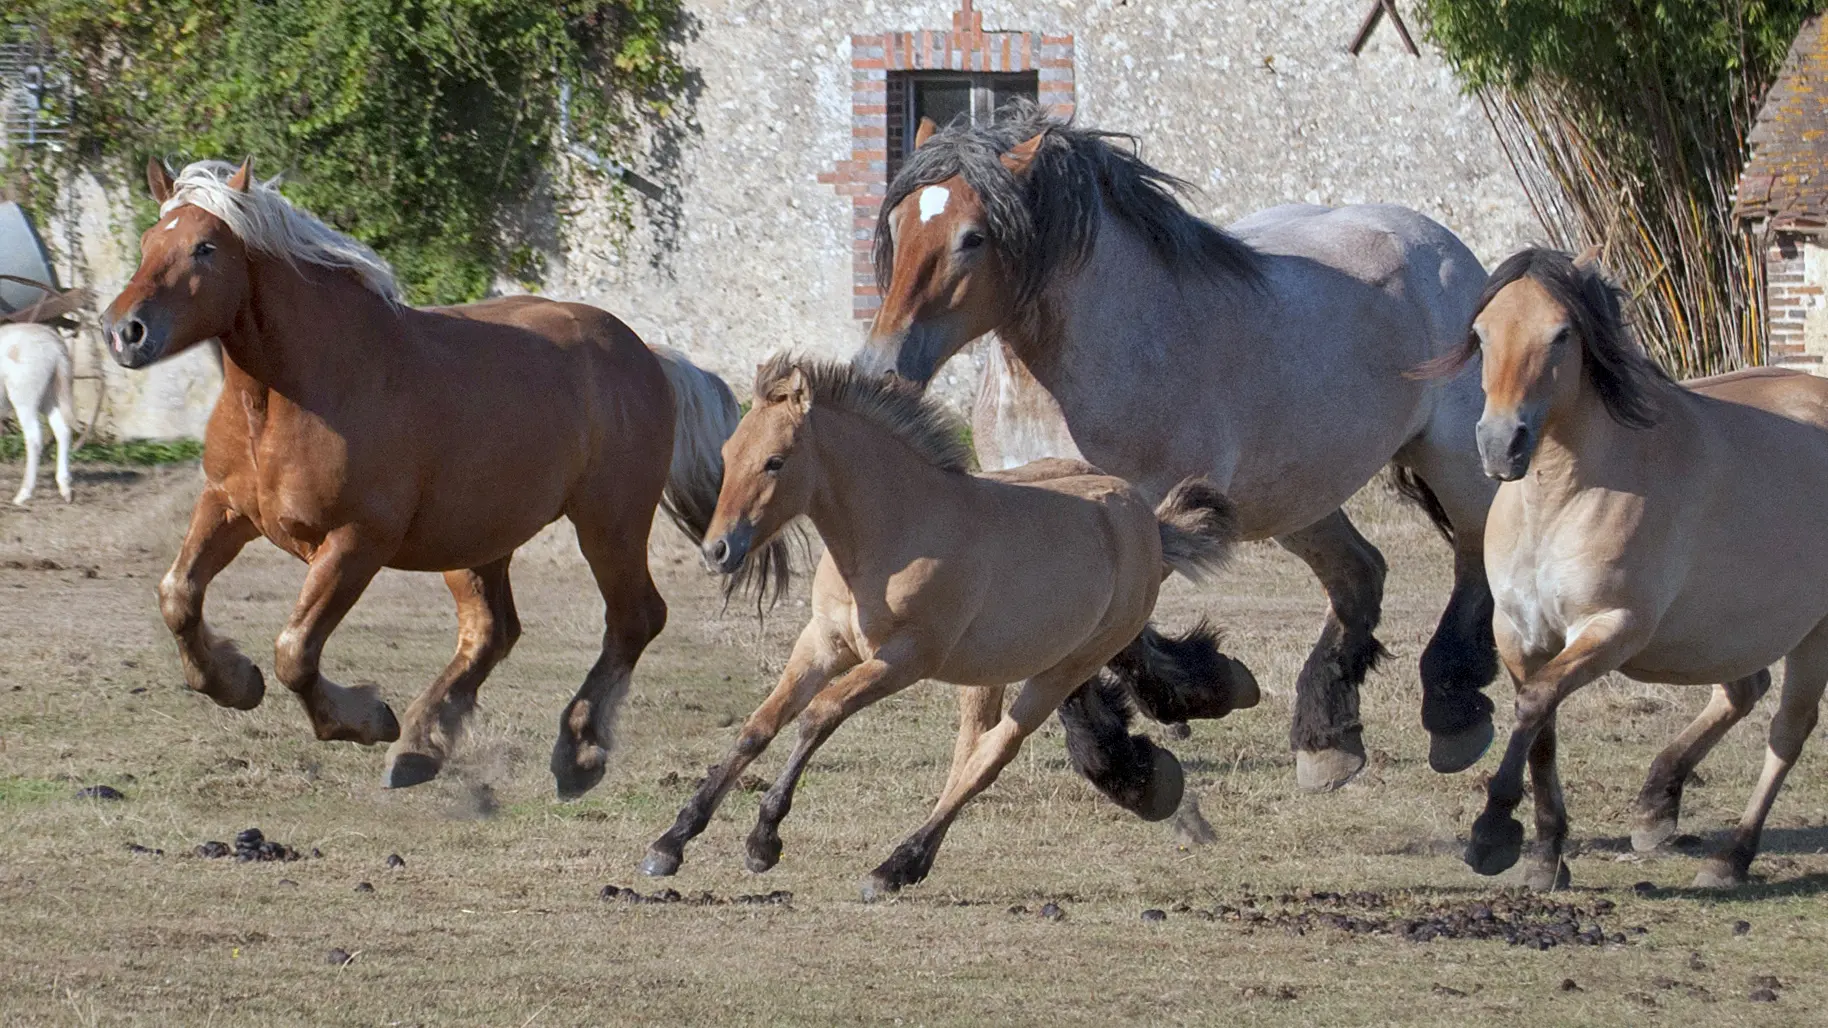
855,104,1499,791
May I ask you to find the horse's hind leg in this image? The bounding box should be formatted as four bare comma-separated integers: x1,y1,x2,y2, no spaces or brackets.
1276,509,1385,792
47,399,72,502
551,517,667,800
863,661,1095,901
642,624,858,877
11,403,41,505
945,685,1005,797
382,557,521,789
1696,636,1828,888
273,527,401,744
159,487,265,709
1632,671,1770,852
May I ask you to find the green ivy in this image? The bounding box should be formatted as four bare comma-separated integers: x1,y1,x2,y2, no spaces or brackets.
2,1,688,304
0,432,203,465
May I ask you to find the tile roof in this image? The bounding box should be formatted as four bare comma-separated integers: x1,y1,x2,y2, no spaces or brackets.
1737,15,1828,229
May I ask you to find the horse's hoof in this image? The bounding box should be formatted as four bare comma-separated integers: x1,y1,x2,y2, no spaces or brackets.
1428,717,1494,774
1295,734,1367,793
1524,858,1571,892
1136,745,1185,822
1464,815,1525,876
745,833,783,874
550,737,608,800
1631,816,1678,853
640,847,682,878
1692,859,1746,889
1169,795,1218,846
381,749,442,790
373,701,402,744
859,875,899,904
1225,658,1261,711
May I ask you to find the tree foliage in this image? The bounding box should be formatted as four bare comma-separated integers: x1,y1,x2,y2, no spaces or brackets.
3,0,688,304
1418,0,1825,373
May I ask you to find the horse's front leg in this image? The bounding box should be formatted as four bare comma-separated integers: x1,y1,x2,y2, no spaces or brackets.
1466,612,1642,877
159,486,265,709
383,558,521,789
745,648,929,876
1276,510,1386,792
273,526,400,744
641,624,859,877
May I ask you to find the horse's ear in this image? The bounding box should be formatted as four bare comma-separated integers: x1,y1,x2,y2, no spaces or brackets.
227,157,254,193
1001,133,1045,177
1572,245,1602,270
147,158,175,204
783,366,812,417
914,116,939,149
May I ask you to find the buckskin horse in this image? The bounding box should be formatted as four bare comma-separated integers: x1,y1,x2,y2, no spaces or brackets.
856,104,1500,792
102,158,783,797
1450,247,1828,889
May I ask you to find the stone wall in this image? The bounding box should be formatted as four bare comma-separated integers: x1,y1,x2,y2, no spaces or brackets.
1764,233,1828,372
19,1,1542,435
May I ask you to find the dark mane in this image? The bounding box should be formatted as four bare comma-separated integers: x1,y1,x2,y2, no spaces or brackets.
1425,247,1670,428
755,354,972,472
874,100,1265,313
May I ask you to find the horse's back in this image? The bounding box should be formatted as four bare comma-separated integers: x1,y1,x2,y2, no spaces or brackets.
1686,366,1828,429
0,323,69,411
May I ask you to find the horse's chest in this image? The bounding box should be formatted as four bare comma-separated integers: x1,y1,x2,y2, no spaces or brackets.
1491,543,1581,659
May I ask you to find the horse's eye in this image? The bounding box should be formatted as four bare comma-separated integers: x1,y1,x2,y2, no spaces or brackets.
763,454,786,473
1550,327,1572,346
192,241,216,258
958,230,985,252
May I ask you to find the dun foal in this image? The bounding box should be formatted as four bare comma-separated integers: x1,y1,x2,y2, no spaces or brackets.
641,356,1251,899
1449,248,1828,888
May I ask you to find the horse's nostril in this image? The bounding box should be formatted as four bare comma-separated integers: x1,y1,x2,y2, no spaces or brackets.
706,539,729,565
1508,425,1530,458
123,319,146,345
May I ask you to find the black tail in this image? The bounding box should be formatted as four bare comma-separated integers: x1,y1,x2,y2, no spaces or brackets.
1057,675,1183,822
1388,466,1454,546
1110,620,1259,724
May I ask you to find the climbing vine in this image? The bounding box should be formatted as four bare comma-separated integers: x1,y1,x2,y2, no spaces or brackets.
2,0,688,304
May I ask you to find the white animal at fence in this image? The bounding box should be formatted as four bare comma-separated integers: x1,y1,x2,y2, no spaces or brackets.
0,322,75,505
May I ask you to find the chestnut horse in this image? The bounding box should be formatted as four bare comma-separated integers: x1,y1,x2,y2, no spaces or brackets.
855,104,1499,793
639,356,1254,898
102,158,775,797
1451,248,1828,889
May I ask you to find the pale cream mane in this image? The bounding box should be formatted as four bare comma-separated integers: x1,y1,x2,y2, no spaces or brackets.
162,160,402,304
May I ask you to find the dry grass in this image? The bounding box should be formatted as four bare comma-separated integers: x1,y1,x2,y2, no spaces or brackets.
3,465,1827,1026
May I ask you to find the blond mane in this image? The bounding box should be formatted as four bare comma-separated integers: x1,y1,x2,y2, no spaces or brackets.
163,160,402,304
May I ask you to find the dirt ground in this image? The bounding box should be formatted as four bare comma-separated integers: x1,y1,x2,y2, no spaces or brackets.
2,462,1826,1027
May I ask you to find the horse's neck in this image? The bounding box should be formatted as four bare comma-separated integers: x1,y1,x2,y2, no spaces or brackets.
219,255,397,402
804,408,961,579
1528,378,1664,504
996,210,1246,483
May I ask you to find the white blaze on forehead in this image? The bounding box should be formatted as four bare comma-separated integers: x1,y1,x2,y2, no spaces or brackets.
917,186,950,223
163,218,180,231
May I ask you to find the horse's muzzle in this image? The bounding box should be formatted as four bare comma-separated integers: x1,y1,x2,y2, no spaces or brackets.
854,325,944,389
1476,414,1537,482
102,310,164,369
702,521,755,575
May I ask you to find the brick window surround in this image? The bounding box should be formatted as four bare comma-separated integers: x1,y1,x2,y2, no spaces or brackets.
821,1,1075,321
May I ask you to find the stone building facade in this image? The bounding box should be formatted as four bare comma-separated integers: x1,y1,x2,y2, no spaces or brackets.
1736,15,1828,373
20,0,1540,436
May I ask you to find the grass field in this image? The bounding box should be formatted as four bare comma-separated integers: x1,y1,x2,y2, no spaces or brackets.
2,463,1826,1026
